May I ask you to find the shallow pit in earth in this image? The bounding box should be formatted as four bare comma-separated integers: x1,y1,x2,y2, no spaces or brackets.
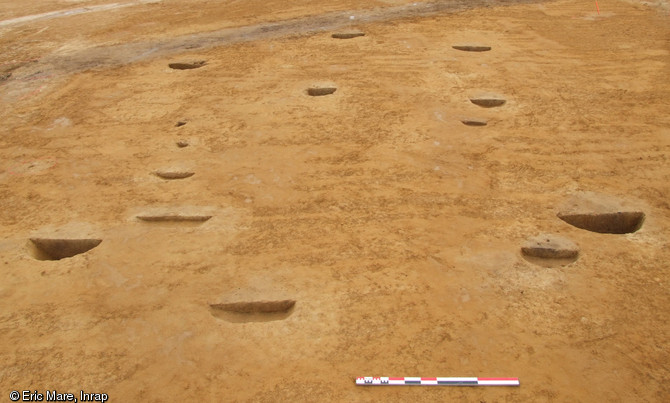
168,61,207,70
136,214,212,223
332,32,365,39
209,300,296,323
453,44,491,52
557,212,645,234
307,87,337,96
28,238,102,260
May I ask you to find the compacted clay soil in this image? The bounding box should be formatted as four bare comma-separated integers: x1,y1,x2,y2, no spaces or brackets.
1,0,669,401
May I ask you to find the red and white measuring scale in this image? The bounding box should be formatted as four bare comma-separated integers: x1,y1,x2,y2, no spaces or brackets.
356,377,519,386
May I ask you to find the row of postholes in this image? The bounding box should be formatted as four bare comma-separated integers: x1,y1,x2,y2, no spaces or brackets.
25,31,646,322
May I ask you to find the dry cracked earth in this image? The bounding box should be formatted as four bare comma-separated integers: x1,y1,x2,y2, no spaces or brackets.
1,0,669,402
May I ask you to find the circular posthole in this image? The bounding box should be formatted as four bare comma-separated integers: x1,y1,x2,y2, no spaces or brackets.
307,87,337,96
460,117,488,126
557,192,646,234
168,61,206,70
209,300,296,323
470,94,506,108
332,32,365,39
28,238,102,261
153,170,195,180
452,45,491,52
521,234,579,267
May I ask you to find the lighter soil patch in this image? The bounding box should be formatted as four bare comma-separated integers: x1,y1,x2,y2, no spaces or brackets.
28,238,102,260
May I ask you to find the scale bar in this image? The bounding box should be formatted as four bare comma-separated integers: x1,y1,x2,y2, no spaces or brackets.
356,377,519,386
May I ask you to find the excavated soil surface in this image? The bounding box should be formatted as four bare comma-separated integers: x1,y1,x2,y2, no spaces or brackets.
1,0,669,401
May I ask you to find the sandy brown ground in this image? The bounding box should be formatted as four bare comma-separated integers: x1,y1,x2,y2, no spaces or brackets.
1,0,669,402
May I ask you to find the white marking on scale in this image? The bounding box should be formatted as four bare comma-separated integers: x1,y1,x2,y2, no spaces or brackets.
356,376,519,386
439,377,477,382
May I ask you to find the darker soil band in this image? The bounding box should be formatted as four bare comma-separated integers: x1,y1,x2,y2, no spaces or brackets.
35,0,547,78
